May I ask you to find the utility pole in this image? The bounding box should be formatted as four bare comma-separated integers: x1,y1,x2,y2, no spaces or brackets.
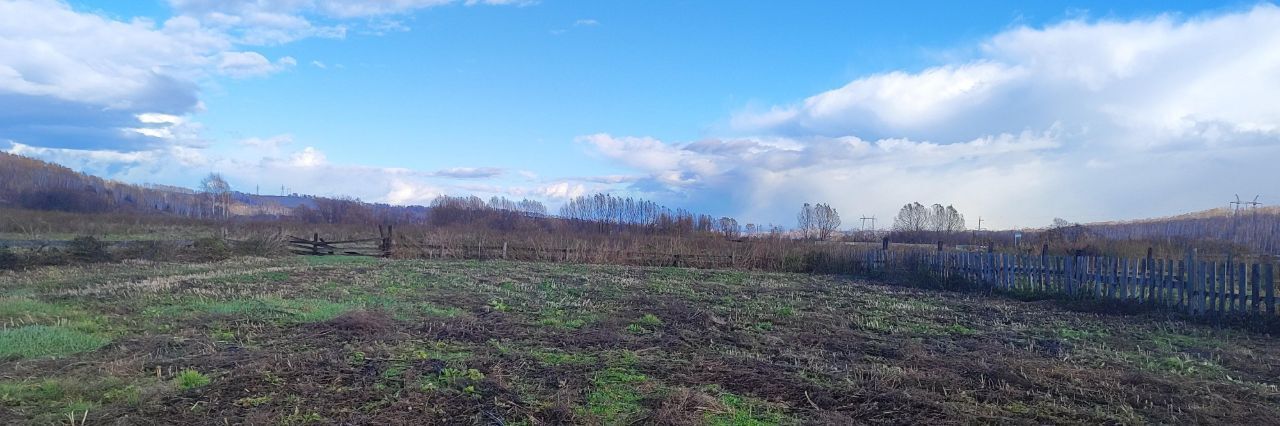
860,216,876,232
1231,195,1263,242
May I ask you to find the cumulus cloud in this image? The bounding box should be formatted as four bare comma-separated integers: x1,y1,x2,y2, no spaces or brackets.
0,0,220,150
537,182,587,199
597,5,1280,227
430,167,505,179
217,52,296,78
166,0,528,44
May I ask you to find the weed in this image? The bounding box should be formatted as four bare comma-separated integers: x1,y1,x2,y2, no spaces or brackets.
419,368,486,395
943,324,977,336
774,306,796,317
637,313,663,327
489,299,510,312
175,369,210,389
235,395,273,407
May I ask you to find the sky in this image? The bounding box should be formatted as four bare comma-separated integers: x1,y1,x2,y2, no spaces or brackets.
2,0,1279,229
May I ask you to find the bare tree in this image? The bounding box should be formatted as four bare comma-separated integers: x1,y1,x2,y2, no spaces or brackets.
892,202,928,232
929,204,965,233
798,203,841,240
716,217,741,239
199,173,231,219
797,203,816,239
813,203,841,240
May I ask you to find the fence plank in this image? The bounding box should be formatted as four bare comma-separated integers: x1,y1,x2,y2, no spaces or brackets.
1158,259,1167,307
1266,263,1276,316
1220,261,1229,314
1252,263,1262,314
1237,263,1247,315
1208,262,1219,315
1123,258,1133,300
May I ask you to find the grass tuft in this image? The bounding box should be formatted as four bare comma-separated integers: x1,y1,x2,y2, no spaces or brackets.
175,369,210,389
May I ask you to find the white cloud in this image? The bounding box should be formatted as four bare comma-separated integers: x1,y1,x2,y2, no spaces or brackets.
311,60,327,69
600,5,1280,227
217,52,296,78
431,167,505,179
538,182,587,199
385,179,446,205
166,0,530,44
0,0,222,150
288,146,327,167
574,19,599,27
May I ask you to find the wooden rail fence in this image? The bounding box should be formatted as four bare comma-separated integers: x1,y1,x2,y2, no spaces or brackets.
287,226,394,257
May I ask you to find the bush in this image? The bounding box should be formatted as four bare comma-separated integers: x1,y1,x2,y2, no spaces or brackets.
232,235,285,257
117,240,180,262
0,246,21,270
67,236,111,263
190,237,231,260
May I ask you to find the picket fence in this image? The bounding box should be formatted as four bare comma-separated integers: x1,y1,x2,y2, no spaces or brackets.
862,249,1277,318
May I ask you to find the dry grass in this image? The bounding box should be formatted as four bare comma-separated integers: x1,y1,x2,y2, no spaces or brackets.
1,257,1278,424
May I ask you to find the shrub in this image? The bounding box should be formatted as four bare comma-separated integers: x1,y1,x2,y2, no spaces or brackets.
0,246,21,270
117,240,179,262
232,235,285,257
67,236,111,263
190,237,231,260
175,369,210,389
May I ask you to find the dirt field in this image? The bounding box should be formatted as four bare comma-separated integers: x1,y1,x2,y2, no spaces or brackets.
2,257,1279,425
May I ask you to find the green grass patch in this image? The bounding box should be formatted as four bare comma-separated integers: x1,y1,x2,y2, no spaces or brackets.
218,271,291,284
149,297,353,324
1135,353,1228,378
0,297,80,322
0,374,162,424
528,348,597,366
302,256,379,266
705,387,789,426
0,325,109,359
584,366,650,423
1057,326,1110,341
420,302,464,318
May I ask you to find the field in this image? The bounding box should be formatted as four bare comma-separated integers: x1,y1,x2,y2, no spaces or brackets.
2,257,1279,425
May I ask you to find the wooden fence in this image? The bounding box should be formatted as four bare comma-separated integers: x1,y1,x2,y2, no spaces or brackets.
287,226,394,257
863,249,1278,319
329,230,1279,320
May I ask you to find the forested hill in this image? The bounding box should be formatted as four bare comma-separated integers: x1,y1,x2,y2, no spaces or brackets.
1083,207,1280,255
0,151,406,220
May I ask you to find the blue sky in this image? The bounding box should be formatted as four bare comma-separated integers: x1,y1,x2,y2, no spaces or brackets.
3,0,1278,229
